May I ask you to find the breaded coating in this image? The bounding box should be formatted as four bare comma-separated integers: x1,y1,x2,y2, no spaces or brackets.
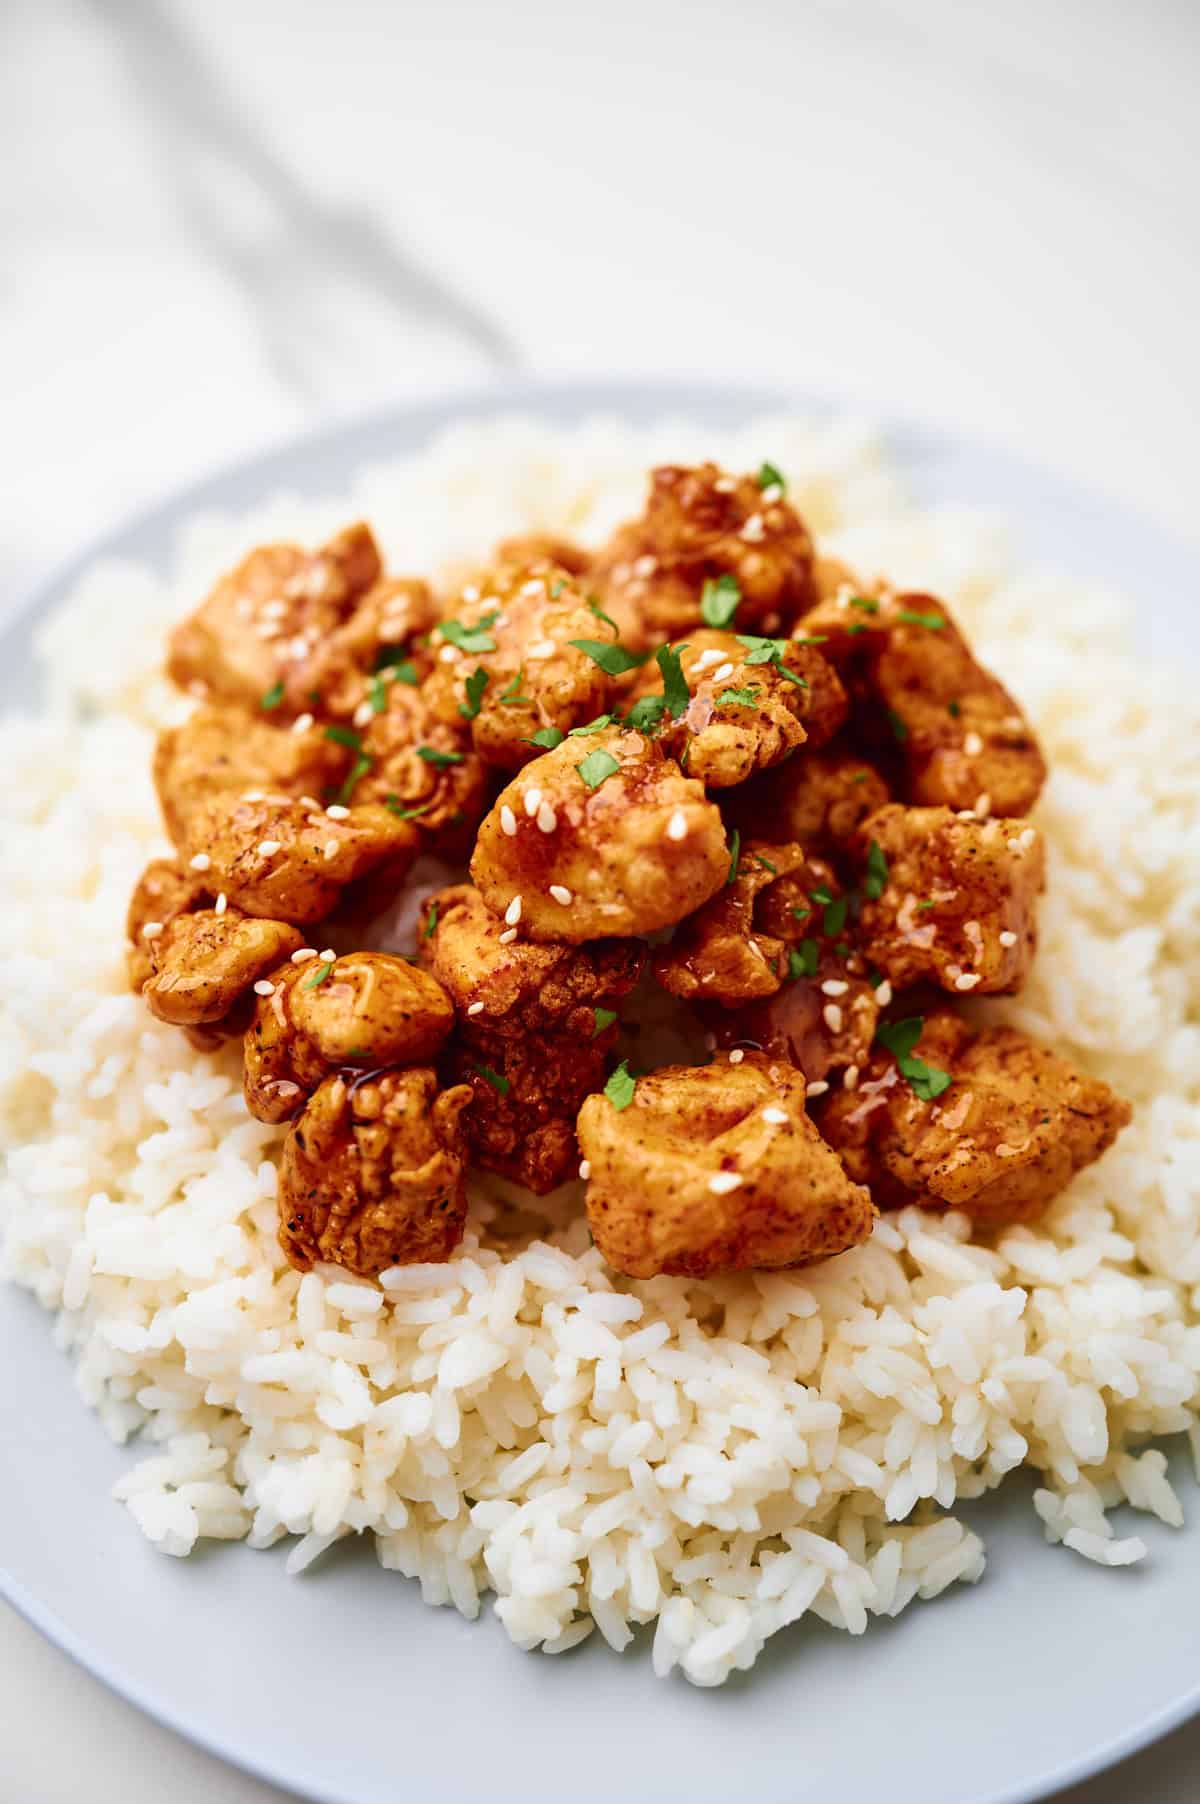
470,729,728,942
422,560,612,769
492,532,591,576
419,884,643,1192
299,577,438,721
349,680,491,849
126,857,205,990
578,1053,875,1278
592,464,817,648
153,703,351,844
853,803,1044,995
142,908,303,1031
800,588,1047,816
654,841,811,1003
166,523,382,713
819,1012,1132,1230
181,793,419,925
729,741,891,853
278,1068,473,1275
244,952,455,1124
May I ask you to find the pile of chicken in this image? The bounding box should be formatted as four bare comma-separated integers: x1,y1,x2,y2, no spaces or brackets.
126,464,1131,1284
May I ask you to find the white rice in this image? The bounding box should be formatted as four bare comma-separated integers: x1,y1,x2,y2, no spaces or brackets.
2,412,1199,1688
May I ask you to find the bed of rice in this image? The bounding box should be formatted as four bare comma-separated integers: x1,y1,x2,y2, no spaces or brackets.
2,413,1199,1687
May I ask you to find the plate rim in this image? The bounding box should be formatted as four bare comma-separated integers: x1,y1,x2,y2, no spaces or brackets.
2,373,1198,1804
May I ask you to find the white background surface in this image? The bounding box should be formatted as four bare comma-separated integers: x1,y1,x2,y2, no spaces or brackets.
2,1,1198,1798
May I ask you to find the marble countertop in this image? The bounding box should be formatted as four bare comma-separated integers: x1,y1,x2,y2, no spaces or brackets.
2,1,1198,1799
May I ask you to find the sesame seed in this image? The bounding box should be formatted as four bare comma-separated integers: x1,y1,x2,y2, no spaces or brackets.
844,1064,860,1092
214,893,228,916
708,1171,743,1195
1019,828,1037,851
524,787,542,818
762,1106,789,1125
462,584,480,603
318,948,336,963
521,578,546,598
631,554,656,578
439,644,459,664
728,1048,745,1064
291,947,318,964
536,801,557,834
323,839,339,860
299,795,321,810
549,884,572,905
500,805,518,837
504,895,522,925
998,929,1018,948
956,809,976,822
821,979,849,997
741,513,766,542
326,804,350,820
467,1001,484,1016
257,839,282,857
963,731,983,756
499,927,517,944
142,921,163,940
823,1003,844,1033
243,790,265,803
760,483,783,504
711,662,735,683
875,980,894,1007
805,1080,830,1099
188,852,211,872
1006,836,1021,853
973,792,992,819
611,561,631,584
693,648,725,672
713,476,736,493
353,701,373,728
955,973,981,991
579,1159,592,1180
666,808,688,842
253,980,275,997
527,639,557,659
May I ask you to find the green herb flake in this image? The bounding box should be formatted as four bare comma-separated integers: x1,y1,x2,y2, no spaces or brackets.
569,638,651,677
587,597,619,633
792,633,830,647
885,708,909,743
656,642,691,718
334,753,373,805
499,667,531,706
876,1016,952,1102
549,579,566,599
754,854,777,873
789,940,820,980
897,608,946,630
593,1006,618,1036
726,828,741,885
423,903,439,940
716,686,759,708
260,681,285,711
735,633,807,687
916,899,936,912
810,885,834,906
474,1063,510,1096
847,623,868,637
324,724,362,752
700,574,741,629
367,672,390,714
623,693,668,733
302,960,335,991
850,771,869,785
524,726,565,751
569,714,616,737
440,613,498,654
756,460,786,494
948,699,961,719
459,666,489,720
864,839,889,901
835,939,850,958
384,795,434,821
790,904,810,921
416,745,464,769
850,596,880,615
774,661,809,689
603,1060,637,1111
577,748,621,791
823,897,848,937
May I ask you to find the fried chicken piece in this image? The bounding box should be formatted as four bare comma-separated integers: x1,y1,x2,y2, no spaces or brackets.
421,560,612,770
153,703,352,844
470,729,728,942
126,857,205,990
298,577,439,722
800,589,1046,816
493,532,591,576
418,884,644,1191
348,680,491,851
278,1068,473,1275
166,523,382,713
853,804,1044,995
728,742,891,854
142,908,303,1033
180,793,419,925
820,1013,1131,1230
654,841,810,1002
592,464,817,649
244,952,456,1124
578,1053,875,1278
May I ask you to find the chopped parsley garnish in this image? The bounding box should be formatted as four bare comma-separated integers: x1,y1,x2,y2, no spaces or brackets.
810,885,834,906
569,714,616,736
384,795,434,821
866,967,885,988
916,899,936,912
416,745,464,768
423,903,438,939
876,1016,952,1102
790,904,810,920
459,666,489,720
864,839,889,900
499,667,531,706
849,596,880,614
885,708,909,743
440,613,498,654
756,460,786,493
577,748,620,791
624,693,668,733
847,623,868,636
656,643,691,718
373,645,420,683
569,638,651,677
260,681,285,711
603,1060,637,1111
716,687,759,708
587,597,619,633
850,771,869,784
735,634,808,687
549,579,566,599
897,608,946,630
524,726,565,751
334,753,373,805
302,960,334,991
835,939,850,958
367,672,390,713
324,724,362,752
593,1006,618,1035
700,574,741,629
948,699,961,719
726,828,741,884
788,940,820,979
822,896,848,937
754,854,777,873
474,1063,510,1096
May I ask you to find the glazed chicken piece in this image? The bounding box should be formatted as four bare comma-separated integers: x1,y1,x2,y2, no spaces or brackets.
141,908,303,1035
852,804,1044,995
421,560,612,770
819,1012,1132,1231
180,793,419,925
166,523,382,713
153,703,352,844
244,951,456,1124
578,1053,875,1278
591,463,817,649
418,884,644,1192
347,680,491,849
297,576,438,722
654,840,811,1002
278,1068,473,1275
728,741,891,855
800,588,1047,816
126,856,205,990
470,728,728,942
492,532,591,576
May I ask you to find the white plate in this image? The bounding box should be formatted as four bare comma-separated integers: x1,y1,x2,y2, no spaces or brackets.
2,380,1197,1804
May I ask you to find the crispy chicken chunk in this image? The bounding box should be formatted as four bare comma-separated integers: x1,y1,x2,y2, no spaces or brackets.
418,884,644,1191
142,908,303,1032
728,742,891,854
278,1068,473,1275
578,1054,875,1278
592,464,817,648
166,523,382,713
818,1012,1132,1230
244,952,456,1124
126,857,205,990
348,680,491,849
654,840,811,1002
298,577,438,722
470,729,728,942
422,560,612,769
800,589,1047,816
153,703,352,844
853,804,1044,995
181,793,418,925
